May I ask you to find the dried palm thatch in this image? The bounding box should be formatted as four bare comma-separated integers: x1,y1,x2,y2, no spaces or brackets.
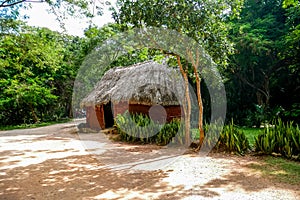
80,61,185,107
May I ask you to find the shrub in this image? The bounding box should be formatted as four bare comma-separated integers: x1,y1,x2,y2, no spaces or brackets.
115,111,182,145
255,119,300,159
201,123,222,149
202,120,250,155
116,112,250,154
218,122,250,155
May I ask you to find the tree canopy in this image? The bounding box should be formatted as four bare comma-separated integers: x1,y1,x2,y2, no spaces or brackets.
113,0,244,67
0,0,108,29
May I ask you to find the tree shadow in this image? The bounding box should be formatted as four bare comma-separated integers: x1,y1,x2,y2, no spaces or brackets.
201,155,300,195
0,155,202,200
1,124,299,199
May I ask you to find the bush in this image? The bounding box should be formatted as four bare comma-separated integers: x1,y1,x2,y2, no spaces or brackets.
115,113,250,154
219,122,250,155
244,105,284,128
202,120,250,155
115,111,182,145
255,119,300,159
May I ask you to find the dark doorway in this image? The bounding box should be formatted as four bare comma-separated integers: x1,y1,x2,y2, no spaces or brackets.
103,101,114,128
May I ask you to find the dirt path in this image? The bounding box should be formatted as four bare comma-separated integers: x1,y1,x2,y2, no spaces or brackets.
0,120,299,200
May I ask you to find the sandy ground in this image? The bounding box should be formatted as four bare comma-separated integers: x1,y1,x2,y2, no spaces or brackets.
0,120,299,200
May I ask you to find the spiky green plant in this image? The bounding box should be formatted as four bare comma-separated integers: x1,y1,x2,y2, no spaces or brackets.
217,121,250,155
201,120,250,155
115,111,181,145
255,119,300,159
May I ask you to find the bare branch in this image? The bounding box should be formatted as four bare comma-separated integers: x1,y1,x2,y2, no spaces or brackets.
1,0,25,7
0,0,44,8
236,72,269,99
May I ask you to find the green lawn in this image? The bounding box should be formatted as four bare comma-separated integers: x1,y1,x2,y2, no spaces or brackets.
0,118,72,131
249,156,300,185
192,127,262,147
238,127,263,147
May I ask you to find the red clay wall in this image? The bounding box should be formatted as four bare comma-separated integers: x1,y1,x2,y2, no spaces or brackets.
86,102,182,129
113,102,182,122
164,106,183,122
86,105,105,129
113,101,129,117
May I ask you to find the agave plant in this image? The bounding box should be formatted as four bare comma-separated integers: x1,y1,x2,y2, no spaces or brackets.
255,119,300,159
200,120,250,155
115,111,181,145
217,121,250,155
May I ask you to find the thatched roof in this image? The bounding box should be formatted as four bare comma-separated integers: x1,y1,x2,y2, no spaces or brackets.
81,61,185,107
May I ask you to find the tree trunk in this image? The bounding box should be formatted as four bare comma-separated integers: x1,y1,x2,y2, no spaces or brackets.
194,68,204,147
263,75,270,108
176,56,191,146
29,104,39,123
187,49,204,148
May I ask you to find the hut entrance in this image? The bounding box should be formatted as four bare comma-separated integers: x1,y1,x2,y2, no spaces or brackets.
104,102,114,128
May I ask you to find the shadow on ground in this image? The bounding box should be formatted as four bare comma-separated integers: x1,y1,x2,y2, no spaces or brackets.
0,155,191,200
0,122,299,200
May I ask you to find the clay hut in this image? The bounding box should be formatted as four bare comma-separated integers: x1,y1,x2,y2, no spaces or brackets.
80,61,184,129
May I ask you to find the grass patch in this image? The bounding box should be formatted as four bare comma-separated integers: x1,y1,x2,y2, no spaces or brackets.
193,127,261,147
0,118,72,131
239,127,262,147
249,156,300,185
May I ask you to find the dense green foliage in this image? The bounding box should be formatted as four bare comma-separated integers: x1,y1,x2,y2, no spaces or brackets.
255,119,300,159
113,0,244,67
0,21,85,124
115,112,182,145
226,0,300,125
1,24,60,124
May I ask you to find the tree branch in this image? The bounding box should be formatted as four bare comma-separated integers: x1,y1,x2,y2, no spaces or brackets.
236,72,269,99
1,0,26,7
0,0,44,8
